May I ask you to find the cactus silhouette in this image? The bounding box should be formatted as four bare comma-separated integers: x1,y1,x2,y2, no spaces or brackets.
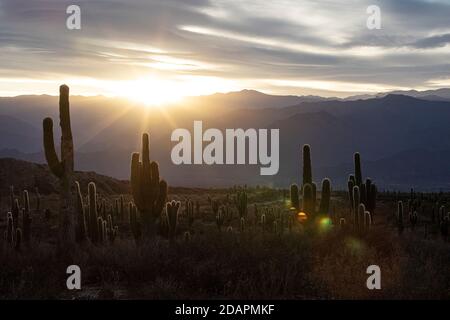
131,133,168,237
166,200,180,240
302,144,312,187
290,184,299,210
397,201,404,235
354,152,362,186
88,182,99,243
235,189,248,218
319,178,331,215
302,183,314,215
22,190,32,245
74,181,87,243
43,85,76,247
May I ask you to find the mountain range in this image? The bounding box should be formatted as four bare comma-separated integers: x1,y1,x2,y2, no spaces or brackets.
1,88,450,190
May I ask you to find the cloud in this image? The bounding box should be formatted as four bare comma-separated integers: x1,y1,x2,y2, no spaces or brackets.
411,33,450,48
0,0,449,97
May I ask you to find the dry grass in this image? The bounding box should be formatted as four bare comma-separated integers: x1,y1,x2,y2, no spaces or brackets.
0,191,449,300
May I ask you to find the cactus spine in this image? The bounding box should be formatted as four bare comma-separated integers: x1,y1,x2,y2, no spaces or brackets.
43,85,76,247
131,133,168,237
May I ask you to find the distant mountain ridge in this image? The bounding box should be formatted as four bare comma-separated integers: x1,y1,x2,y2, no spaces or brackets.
1,91,450,190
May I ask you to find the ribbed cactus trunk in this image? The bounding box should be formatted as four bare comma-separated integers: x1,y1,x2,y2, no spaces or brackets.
43,85,75,248
130,133,167,238
354,153,362,187
302,144,312,187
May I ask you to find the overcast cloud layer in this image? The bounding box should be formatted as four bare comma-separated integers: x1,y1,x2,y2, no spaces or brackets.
0,0,449,97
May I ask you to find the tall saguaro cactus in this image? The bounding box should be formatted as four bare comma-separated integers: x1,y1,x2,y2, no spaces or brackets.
131,133,168,237
302,144,312,187
43,85,76,246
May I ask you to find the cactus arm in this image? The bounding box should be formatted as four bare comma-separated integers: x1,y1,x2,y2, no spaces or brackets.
43,117,63,178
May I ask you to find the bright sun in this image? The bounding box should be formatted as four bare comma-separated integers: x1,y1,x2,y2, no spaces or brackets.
119,77,185,107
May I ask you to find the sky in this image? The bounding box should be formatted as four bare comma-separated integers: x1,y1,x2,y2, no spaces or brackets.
0,0,450,103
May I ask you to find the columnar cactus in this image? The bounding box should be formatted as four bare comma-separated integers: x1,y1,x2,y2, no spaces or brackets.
364,211,372,230
22,190,32,245
397,201,404,235
216,206,225,231
319,178,331,215
290,184,299,210
357,203,365,229
353,186,360,224
354,152,362,186
302,144,312,187
235,189,248,218
131,133,168,237
12,198,19,231
366,184,377,216
348,177,355,211
107,214,117,243
240,217,245,233
166,200,180,240
129,202,141,241
409,211,418,230
14,228,22,252
4,213,14,245
88,182,99,243
211,199,220,216
261,213,266,232
302,183,314,215
75,181,87,243
440,216,448,240
43,85,76,246
311,182,317,211
35,187,41,212
186,200,194,229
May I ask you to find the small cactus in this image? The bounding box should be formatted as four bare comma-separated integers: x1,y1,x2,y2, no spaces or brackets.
75,182,87,243
186,200,194,229
440,216,448,240
397,201,404,235
409,211,418,230
14,228,22,251
88,182,99,243
166,200,180,239
216,206,225,231
261,213,266,232
4,213,14,244
240,217,245,233
290,184,300,210
319,178,331,215
302,183,314,215
235,189,248,218
129,202,141,241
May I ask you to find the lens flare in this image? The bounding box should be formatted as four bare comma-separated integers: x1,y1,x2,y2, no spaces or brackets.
318,217,333,233
297,212,308,223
